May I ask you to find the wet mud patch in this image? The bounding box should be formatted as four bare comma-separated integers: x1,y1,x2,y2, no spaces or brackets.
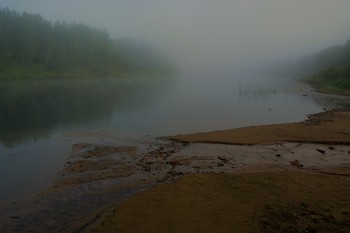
71,143,138,159
0,140,188,233
40,144,141,192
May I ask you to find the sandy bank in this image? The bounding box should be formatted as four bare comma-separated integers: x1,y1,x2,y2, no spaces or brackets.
85,109,350,233
166,109,350,145
87,168,350,233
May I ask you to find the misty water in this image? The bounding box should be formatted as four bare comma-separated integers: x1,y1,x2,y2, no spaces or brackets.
0,73,348,204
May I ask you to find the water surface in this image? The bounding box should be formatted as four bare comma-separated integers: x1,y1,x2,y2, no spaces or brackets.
0,73,348,203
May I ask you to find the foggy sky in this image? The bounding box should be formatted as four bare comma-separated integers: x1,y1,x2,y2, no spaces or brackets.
2,0,350,69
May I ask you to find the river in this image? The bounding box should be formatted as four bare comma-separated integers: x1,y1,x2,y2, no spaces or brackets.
0,72,349,205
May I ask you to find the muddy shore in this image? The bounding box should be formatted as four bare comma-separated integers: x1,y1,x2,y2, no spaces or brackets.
87,109,350,233
1,110,350,233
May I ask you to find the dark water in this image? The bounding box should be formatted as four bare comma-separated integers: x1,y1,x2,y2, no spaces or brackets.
0,73,349,203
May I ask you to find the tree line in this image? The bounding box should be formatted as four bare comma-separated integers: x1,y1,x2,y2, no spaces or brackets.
0,8,173,78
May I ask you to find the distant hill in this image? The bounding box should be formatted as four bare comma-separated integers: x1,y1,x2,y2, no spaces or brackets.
0,8,174,78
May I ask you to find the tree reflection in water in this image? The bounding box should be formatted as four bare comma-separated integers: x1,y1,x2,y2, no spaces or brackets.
0,77,171,147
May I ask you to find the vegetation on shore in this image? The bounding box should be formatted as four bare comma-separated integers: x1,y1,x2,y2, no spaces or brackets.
306,40,350,95
307,66,350,95
0,8,174,79
268,39,350,95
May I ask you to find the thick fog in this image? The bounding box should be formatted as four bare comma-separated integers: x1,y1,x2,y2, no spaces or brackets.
2,1,350,204
2,0,350,71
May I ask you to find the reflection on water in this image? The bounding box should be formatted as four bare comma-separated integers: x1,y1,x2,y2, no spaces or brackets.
0,77,172,147
237,84,278,101
1,75,348,148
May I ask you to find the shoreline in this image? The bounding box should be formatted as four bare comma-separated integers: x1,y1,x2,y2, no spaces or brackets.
1,109,350,232
165,109,350,145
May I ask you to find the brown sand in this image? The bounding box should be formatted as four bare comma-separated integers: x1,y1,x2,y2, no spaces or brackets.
166,110,350,145
87,168,350,233
84,110,350,233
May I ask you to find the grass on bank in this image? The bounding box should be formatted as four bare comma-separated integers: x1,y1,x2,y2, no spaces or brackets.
306,66,350,95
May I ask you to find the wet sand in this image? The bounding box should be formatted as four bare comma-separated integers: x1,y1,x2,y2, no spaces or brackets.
1,110,350,232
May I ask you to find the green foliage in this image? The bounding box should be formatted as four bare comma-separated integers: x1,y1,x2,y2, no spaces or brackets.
0,8,174,78
307,65,350,95
305,39,350,95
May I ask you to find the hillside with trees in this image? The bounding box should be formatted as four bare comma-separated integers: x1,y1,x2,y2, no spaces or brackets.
260,39,350,95
0,8,173,78
306,40,350,95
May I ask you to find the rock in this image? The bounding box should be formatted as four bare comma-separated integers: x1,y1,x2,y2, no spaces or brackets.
218,156,229,163
168,160,181,166
218,163,224,167
316,149,326,154
290,160,303,168
144,165,151,172
328,146,335,150
275,154,281,157
166,171,183,177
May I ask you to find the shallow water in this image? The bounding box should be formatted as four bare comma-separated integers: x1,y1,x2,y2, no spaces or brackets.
0,73,348,204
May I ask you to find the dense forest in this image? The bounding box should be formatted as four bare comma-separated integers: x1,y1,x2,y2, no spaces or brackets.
0,8,173,78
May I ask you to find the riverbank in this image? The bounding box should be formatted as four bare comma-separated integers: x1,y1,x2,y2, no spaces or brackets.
85,109,350,233
1,111,350,232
